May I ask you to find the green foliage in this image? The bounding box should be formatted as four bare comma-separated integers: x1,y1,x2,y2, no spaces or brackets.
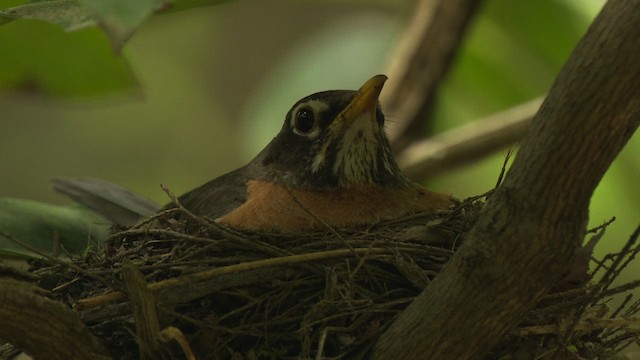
433,0,599,128
0,198,109,258
0,20,137,96
78,0,167,51
0,0,233,95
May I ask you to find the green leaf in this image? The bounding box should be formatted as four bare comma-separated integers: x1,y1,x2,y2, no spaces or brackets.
78,0,166,51
0,0,94,31
0,0,237,50
0,198,110,258
0,20,138,96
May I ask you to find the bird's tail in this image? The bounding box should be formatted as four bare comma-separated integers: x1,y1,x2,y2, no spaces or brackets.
51,178,161,227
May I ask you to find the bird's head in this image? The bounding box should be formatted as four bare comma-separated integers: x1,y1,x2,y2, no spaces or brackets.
258,75,407,189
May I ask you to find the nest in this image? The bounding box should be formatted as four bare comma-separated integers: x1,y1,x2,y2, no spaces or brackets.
25,196,640,359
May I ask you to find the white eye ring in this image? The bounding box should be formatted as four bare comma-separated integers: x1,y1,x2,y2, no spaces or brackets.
290,100,327,138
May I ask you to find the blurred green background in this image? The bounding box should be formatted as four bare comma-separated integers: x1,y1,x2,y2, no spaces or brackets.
0,0,638,274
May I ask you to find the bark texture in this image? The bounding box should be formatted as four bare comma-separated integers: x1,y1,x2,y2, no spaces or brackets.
0,277,110,360
371,0,640,359
383,0,483,147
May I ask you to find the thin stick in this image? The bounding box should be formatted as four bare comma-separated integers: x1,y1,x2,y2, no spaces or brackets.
515,317,640,336
161,184,291,257
74,247,396,310
0,231,119,291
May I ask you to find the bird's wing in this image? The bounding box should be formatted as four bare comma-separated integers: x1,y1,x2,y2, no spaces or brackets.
54,164,253,226
51,178,161,227
167,166,251,220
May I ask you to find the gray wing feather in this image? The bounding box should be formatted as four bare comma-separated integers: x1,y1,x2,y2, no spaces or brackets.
53,162,255,226
51,178,161,227
168,166,250,219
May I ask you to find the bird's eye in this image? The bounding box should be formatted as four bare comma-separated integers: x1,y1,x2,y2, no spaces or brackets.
294,108,315,134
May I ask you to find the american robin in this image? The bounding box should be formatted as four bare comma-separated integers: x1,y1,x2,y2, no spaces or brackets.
54,75,453,232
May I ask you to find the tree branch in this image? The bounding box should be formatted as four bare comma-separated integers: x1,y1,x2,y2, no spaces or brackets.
371,0,640,358
397,97,542,179
122,263,163,359
0,276,110,360
382,0,484,149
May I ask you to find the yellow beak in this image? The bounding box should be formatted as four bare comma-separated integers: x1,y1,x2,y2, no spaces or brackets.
337,74,387,125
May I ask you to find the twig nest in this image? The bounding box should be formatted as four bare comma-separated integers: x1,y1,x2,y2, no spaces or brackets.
28,198,640,359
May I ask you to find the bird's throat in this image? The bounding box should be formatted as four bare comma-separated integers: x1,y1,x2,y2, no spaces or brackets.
311,113,401,187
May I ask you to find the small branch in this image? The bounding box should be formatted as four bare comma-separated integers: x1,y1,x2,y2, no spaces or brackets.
159,327,196,360
0,231,122,292
161,184,291,258
74,247,396,310
382,0,484,148
515,317,640,336
598,225,640,292
397,97,542,180
122,263,163,360
602,278,640,298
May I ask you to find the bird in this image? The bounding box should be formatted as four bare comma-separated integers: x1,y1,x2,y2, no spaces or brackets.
53,75,453,233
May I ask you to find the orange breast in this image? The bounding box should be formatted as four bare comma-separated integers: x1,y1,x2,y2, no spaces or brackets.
218,180,452,233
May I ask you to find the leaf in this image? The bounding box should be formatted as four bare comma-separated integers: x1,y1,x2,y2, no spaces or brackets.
0,0,236,71
0,198,110,258
0,0,94,31
0,20,138,96
78,0,167,51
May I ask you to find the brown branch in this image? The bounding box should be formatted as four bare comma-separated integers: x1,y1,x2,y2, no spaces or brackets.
74,247,398,310
159,327,196,360
371,0,640,359
515,317,640,337
121,263,163,360
382,0,484,149
0,231,120,291
0,277,110,360
397,97,542,180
